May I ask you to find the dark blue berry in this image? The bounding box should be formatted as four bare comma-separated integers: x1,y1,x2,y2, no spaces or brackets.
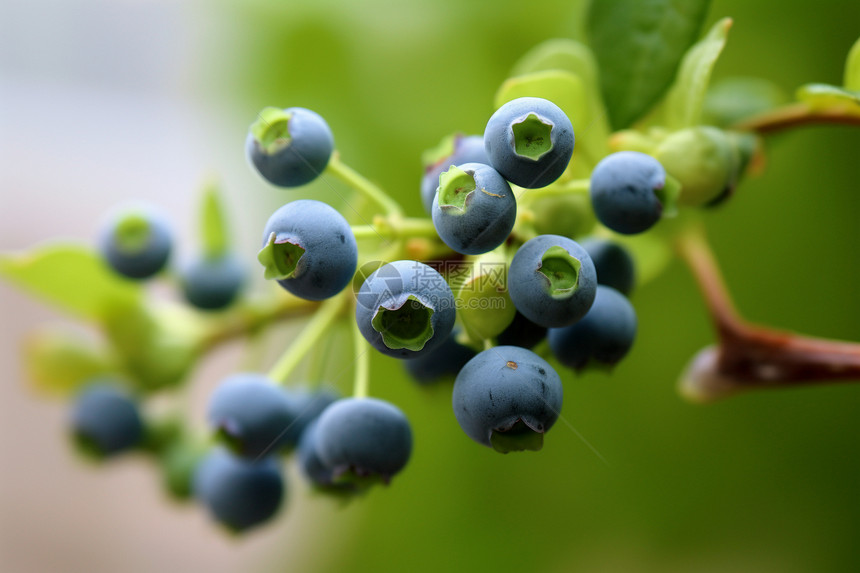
579,237,635,296
193,447,284,532
71,383,144,457
403,330,476,385
431,162,517,255
452,346,563,453
496,310,547,349
355,260,456,359
297,419,357,493
548,285,637,371
508,234,597,328
179,253,245,310
314,398,412,483
208,373,299,458
421,134,490,213
484,97,574,189
589,151,667,234
246,107,334,188
259,200,357,301
99,204,172,280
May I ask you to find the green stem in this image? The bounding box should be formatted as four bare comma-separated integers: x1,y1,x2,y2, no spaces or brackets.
267,294,347,384
325,153,403,216
518,179,590,204
351,217,439,240
352,315,370,399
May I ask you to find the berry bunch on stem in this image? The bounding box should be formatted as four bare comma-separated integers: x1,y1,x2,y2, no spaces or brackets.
3,2,860,535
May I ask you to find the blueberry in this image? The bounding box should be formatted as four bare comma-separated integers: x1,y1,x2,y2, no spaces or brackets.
484,97,575,189
314,397,413,484
98,204,172,280
421,134,490,214
246,107,334,188
452,346,563,453
507,234,597,328
589,151,668,234
208,373,300,458
403,330,476,385
355,260,456,359
431,163,517,255
193,447,284,532
496,310,547,349
179,253,245,311
297,419,356,494
579,237,635,296
280,386,339,446
258,199,358,301
548,285,637,371
71,383,144,457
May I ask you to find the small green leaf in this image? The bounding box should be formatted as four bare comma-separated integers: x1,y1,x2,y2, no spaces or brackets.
662,18,733,129
845,36,860,91
24,328,115,397
587,0,712,130
200,181,230,258
796,83,860,113
0,244,142,321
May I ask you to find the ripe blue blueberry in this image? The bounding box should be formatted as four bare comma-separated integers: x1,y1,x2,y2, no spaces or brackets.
452,346,563,453
496,310,547,349
208,373,300,458
297,419,356,493
431,162,517,255
179,253,245,311
403,330,476,385
246,107,334,188
420,134,490,213
314,397,413,484
579,237,636,296
193,447,284,532
71,383,144,457
355,260,456,359
508,234,597,328
98,204,172,280
548,285,638,371
484,97,575,189
258,199,358,301
589,151,668,234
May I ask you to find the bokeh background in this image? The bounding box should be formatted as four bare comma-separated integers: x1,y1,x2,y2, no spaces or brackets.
2,1,860,571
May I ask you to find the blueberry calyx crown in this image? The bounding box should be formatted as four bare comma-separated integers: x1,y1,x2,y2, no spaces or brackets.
437,165,476,213
655,174,681,218
257,232,305,280
537,246,581,298
490,419,545,453
511,113,554,161
371,295,435,351
113,213,154,253
250,107,293,154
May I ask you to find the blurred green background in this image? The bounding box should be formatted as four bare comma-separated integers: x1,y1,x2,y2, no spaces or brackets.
2,0,860,572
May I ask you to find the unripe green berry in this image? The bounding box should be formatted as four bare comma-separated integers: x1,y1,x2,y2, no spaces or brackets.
654,126,736,207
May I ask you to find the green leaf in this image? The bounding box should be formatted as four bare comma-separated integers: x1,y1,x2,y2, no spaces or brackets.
796,83,860,113
200,181,229,258
845,36,860,91
662,18,733,129
495,70,600,175
587,0,711,130
24,327,115,397
0,244,142,321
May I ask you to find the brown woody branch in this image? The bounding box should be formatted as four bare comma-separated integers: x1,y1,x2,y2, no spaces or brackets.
675,226,860,402
732,103,860,135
